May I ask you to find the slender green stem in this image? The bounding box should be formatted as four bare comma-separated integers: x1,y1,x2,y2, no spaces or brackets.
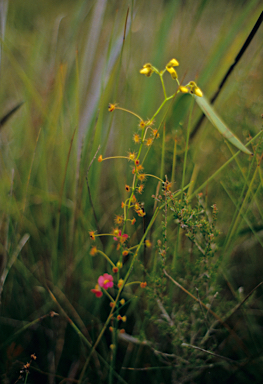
102,287,115,302
152,98,167,120
160,125,165,181
144,174,164,182
181,99,194,200
223,159,259,252
97,250,116,268
171,138,177,186
221,181,263,248
115,106,142,121
159,73,167,99
24,371,29,384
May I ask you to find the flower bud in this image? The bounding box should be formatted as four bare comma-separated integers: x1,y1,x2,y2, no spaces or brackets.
166,66,178,80
166,58,179,67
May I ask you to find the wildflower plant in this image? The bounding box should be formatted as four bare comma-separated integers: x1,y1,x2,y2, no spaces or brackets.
87,58,254,383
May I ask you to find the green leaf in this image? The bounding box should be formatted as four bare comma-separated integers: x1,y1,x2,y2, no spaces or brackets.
194,95,252,155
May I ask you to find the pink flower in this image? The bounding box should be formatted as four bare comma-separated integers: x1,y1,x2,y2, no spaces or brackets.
91,284,103,298
98,273,114,290
113,231,129,243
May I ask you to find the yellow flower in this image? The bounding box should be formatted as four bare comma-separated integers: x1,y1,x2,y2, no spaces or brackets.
137,184,144,194
90,246,97,256
89,231,96,240
108,103,117,112
131,195,137,203
166,66,178,80
166,58,179,67
179,86,189,94
180,82,203,97
128,152,136,161
113,228,120,236
145,239,152,248
188,81,203,97
114,215,124,225
140,63,154,77
139,120,146,129
138,173,146,182
194,87,203,97
146,137,153,146
137,208,146,217
118,279,124,288
133,133,141,144
152,129,159,138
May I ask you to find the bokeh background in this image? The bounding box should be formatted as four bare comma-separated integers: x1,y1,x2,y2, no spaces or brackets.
0,0,263,383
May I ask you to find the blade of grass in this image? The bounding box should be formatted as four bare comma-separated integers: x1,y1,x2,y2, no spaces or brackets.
160,124,165,181
188,130,262,200
223,150,259,252
171,137,177,187
191,9,263,139
0,233,30,301
221,181,263,248
181,98,194,199
0,102,24,130
194,95,252,155
225,139,263,221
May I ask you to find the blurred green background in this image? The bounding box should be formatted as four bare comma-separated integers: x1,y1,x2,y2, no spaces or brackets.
0,0,263,383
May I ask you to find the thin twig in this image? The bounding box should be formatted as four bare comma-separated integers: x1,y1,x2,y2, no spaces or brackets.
182,342,240,364
156,296,174,327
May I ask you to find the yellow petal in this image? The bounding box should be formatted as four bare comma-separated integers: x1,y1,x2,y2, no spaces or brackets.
142,63,153,68
140,66,153,77
166,66,178,79
179,86,189,94
167,58,179,67
140,68,150,75
194,87,203,97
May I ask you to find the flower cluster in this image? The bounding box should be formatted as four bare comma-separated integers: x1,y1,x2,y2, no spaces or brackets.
179,81,203,97
139,58,203,97
165,58,179,80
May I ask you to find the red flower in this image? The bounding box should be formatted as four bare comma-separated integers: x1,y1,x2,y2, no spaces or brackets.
98,273,114,290
113,230,129,243
91,284,103,298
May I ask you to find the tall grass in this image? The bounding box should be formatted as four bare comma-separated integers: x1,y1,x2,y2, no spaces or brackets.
0,1,263,383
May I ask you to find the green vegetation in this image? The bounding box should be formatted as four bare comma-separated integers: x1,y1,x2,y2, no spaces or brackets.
0,1,263,383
